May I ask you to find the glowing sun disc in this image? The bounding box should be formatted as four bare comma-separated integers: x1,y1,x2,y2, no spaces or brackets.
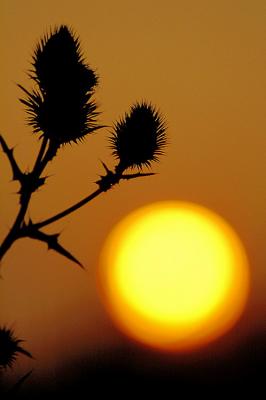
98,202,250,352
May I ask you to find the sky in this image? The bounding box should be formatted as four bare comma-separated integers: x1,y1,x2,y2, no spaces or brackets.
0,0,266,392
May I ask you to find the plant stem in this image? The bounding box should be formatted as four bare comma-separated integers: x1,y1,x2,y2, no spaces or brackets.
34,187,104,229
33,171,154,229
32,137,48,172
0,137,51,261
0,199,29,260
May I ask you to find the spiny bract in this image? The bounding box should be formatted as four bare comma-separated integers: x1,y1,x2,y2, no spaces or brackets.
110,102,166,171
19,25,102,145
0,326,33,369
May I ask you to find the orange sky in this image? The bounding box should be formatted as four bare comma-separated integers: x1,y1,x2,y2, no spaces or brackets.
1,0,266,382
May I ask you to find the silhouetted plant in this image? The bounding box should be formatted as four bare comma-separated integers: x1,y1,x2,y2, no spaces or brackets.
0,24,166,267
19,25,101,149
0,326,32,369
0,326,33,394
111,102,166,173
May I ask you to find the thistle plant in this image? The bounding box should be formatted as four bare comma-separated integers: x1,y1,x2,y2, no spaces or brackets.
0,326,33,369
0,326,33,394
0,25,167,267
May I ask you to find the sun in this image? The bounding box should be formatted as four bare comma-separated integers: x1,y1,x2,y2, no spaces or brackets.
98,201,250,352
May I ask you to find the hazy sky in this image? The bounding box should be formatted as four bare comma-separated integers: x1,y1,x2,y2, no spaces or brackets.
0,0,265,380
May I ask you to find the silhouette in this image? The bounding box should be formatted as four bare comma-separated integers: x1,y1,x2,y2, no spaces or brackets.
0,326,32,369
0,25,166,391
0,25,166,266
0,326,33,394
1,331,265,395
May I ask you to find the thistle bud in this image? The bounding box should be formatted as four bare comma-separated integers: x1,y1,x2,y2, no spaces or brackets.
19,25,102,145
110,102,167,172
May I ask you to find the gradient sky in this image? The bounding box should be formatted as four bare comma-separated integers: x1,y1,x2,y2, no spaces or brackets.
0,0,265,382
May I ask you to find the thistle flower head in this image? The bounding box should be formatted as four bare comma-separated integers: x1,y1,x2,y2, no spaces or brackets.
19,25,102,145
31,25,98,93
110,102,167,172
0,326,33,369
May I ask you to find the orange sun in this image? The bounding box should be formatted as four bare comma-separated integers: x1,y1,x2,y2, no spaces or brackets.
98,202,250,352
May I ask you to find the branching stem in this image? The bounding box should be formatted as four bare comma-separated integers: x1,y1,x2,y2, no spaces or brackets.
34,170,154,229
1,133,155,265
0,136,52,261
35,187,104,229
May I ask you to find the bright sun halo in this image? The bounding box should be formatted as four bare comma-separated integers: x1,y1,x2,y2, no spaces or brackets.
98,201,250,352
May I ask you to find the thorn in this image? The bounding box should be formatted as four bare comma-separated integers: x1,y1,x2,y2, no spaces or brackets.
47,233,60,246
37,176,47,188
17,83,33,98
46,233,82,267
0,134,24,182
24,227,84,268
121,172,156,181
95,161,121,191
100,160,111,174
16,346,34,360
48,238,84,268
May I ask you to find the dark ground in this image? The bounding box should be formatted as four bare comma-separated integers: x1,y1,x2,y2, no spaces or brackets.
1,331,265,397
